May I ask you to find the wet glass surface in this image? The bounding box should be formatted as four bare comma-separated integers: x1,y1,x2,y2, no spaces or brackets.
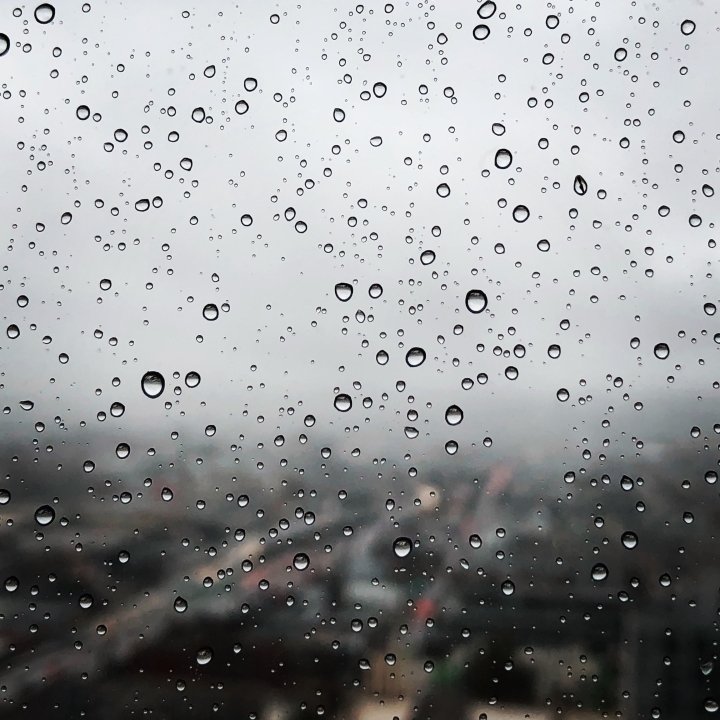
0,2,719,718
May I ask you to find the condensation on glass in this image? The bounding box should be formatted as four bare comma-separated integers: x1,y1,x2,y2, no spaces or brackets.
0,1,718,719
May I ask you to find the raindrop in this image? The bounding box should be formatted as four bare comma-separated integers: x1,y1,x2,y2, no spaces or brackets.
548,344,561,359
505,366,519,381
174,597,188,613
76,105,90,120
196,647,213,665
115,443,131,459
680,19,695,35
376,350,389,365
557,388,570,402
546,14,559,28
445,440,459,455
653,343,670,360
492,123,505,136
235,100,249,115
161,488,174,501
385,653,396,666
704,303,716,316
192,107,206,123
621,531,638,549
17,295,28,307
436,183,450,198
420,250,436,265
0,490,10,504
445,405,464,426
61,212,72,225
373,82,387,98
100,278,112,291
180,158,193,171
0,35,9,58
304,415,316,427
705,698,718,713
702,184,714,197
501,580,515,596
673,130,685,143
477,1,496,18
19,400,34,411
406,347,426,367
469,534,482,549
5,577,19,592
7,324,20,339
574,175,588,195
473,25,491,41
204,64,215,78
659,573,672,587
78,593,94,609
614,47,627,62
35,504,55,526
244,77,257,91
591,563,608,581
424,661,434,673
205,425,216,437
333,108,345,122
393,537,412,558
34,3,55,23
512,205,530,222
465,289,488,314
141,371,165,398
185,371,201,388
494,149,512,169
705,471,718,485
203,303,219,321
293,553,310,571
334,283,353,301
369,283,383,299
334,394,352,412
689,214,702,227
110,402,125,418
135,199,150,212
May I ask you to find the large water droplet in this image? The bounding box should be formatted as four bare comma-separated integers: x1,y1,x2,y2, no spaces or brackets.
373,81,387,98
614,47,627,61
406,347,426,367
293,552,310,571
494,149,512,169
473,24,491,40
174,596,188,613
110,402,125,418
436,183,450,198
653,343,670,360
334,282,353,301
512,205,530,222
334,394,352,412
420,249,436,265
203,303,219,321
557,388,570,402
192,107,206,123
185,371,201,388
591,563,608,581
35,504,55,526
0,34,9,57
78,593,94,609
369,283,383,299
445,405,463,426
141,371,165,398
573,175,588,195
333,108,345,122
548,344,561,359
393,537,412,558
469,534,482,549
34,3,55,23
203,64,215,78
76,105,90,120
7,324,20,339
5,576,19,592
465,289,488,314
705,698,718,713
680,19,695,35
235,100,249,115
501,580,515,596
196,647,213,665
135,199,150,212
115,443,131,459
621,531,638,549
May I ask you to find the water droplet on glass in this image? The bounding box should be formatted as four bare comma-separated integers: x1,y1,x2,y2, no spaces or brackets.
333,108,345,122
705,471,718,485
420,249,436,265
653,343,670,360
393,537,412,558
385,653,396,666
548,344,561,359
78,593,94,609
373,82,387,98
196,647,213,665
244,77,257,91
473,24,491,40
704,303,716,316
621,531,638,549
293,553,310,571
404,426,419,439
445,440,459,455
0,489,11,504
591,563,608,581
35,504,55,526
546,13,559,28
504,366,519,380
76,104,90,120
192,107,206,123
369,283,383,299
174,596,188,613
34,3,55,24
704,698,718,713
376,350,389,365
110,402,125,418
17,295,28,307
235,100,249,115
557,388,570,402
334,394,352,412
465,289,488,314
501,580,515,596
469,534,482,549
573,175,588,195
406,347,426,367
659,573,672,587
512,205,529,222
135,199,150,212
141,371,165,398
689,214,702,227
614,47,627,62
203,303,219,321
5,576,19,592
436,183,450,198
115,443,130,459
180,157,193,171
680,19,695,35
0,34,10,57
494,149,512,169
424,660,435,673
702,184,714,197
445,405,463,426
334,283,353,301
185,371,201,388
7,324,20,339
161,487,174,502
19,400,34,411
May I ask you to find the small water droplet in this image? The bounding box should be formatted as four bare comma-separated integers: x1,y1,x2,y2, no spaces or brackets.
406,347,426,367
110,402,125,418
591,563,608,581
161,487,174,502
34,3,55,23
185,371,201,388
135,199,150,212
19,400,34,411
192,107,206,123
196,647,213,665
557,388,570,402
373,81,387,98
